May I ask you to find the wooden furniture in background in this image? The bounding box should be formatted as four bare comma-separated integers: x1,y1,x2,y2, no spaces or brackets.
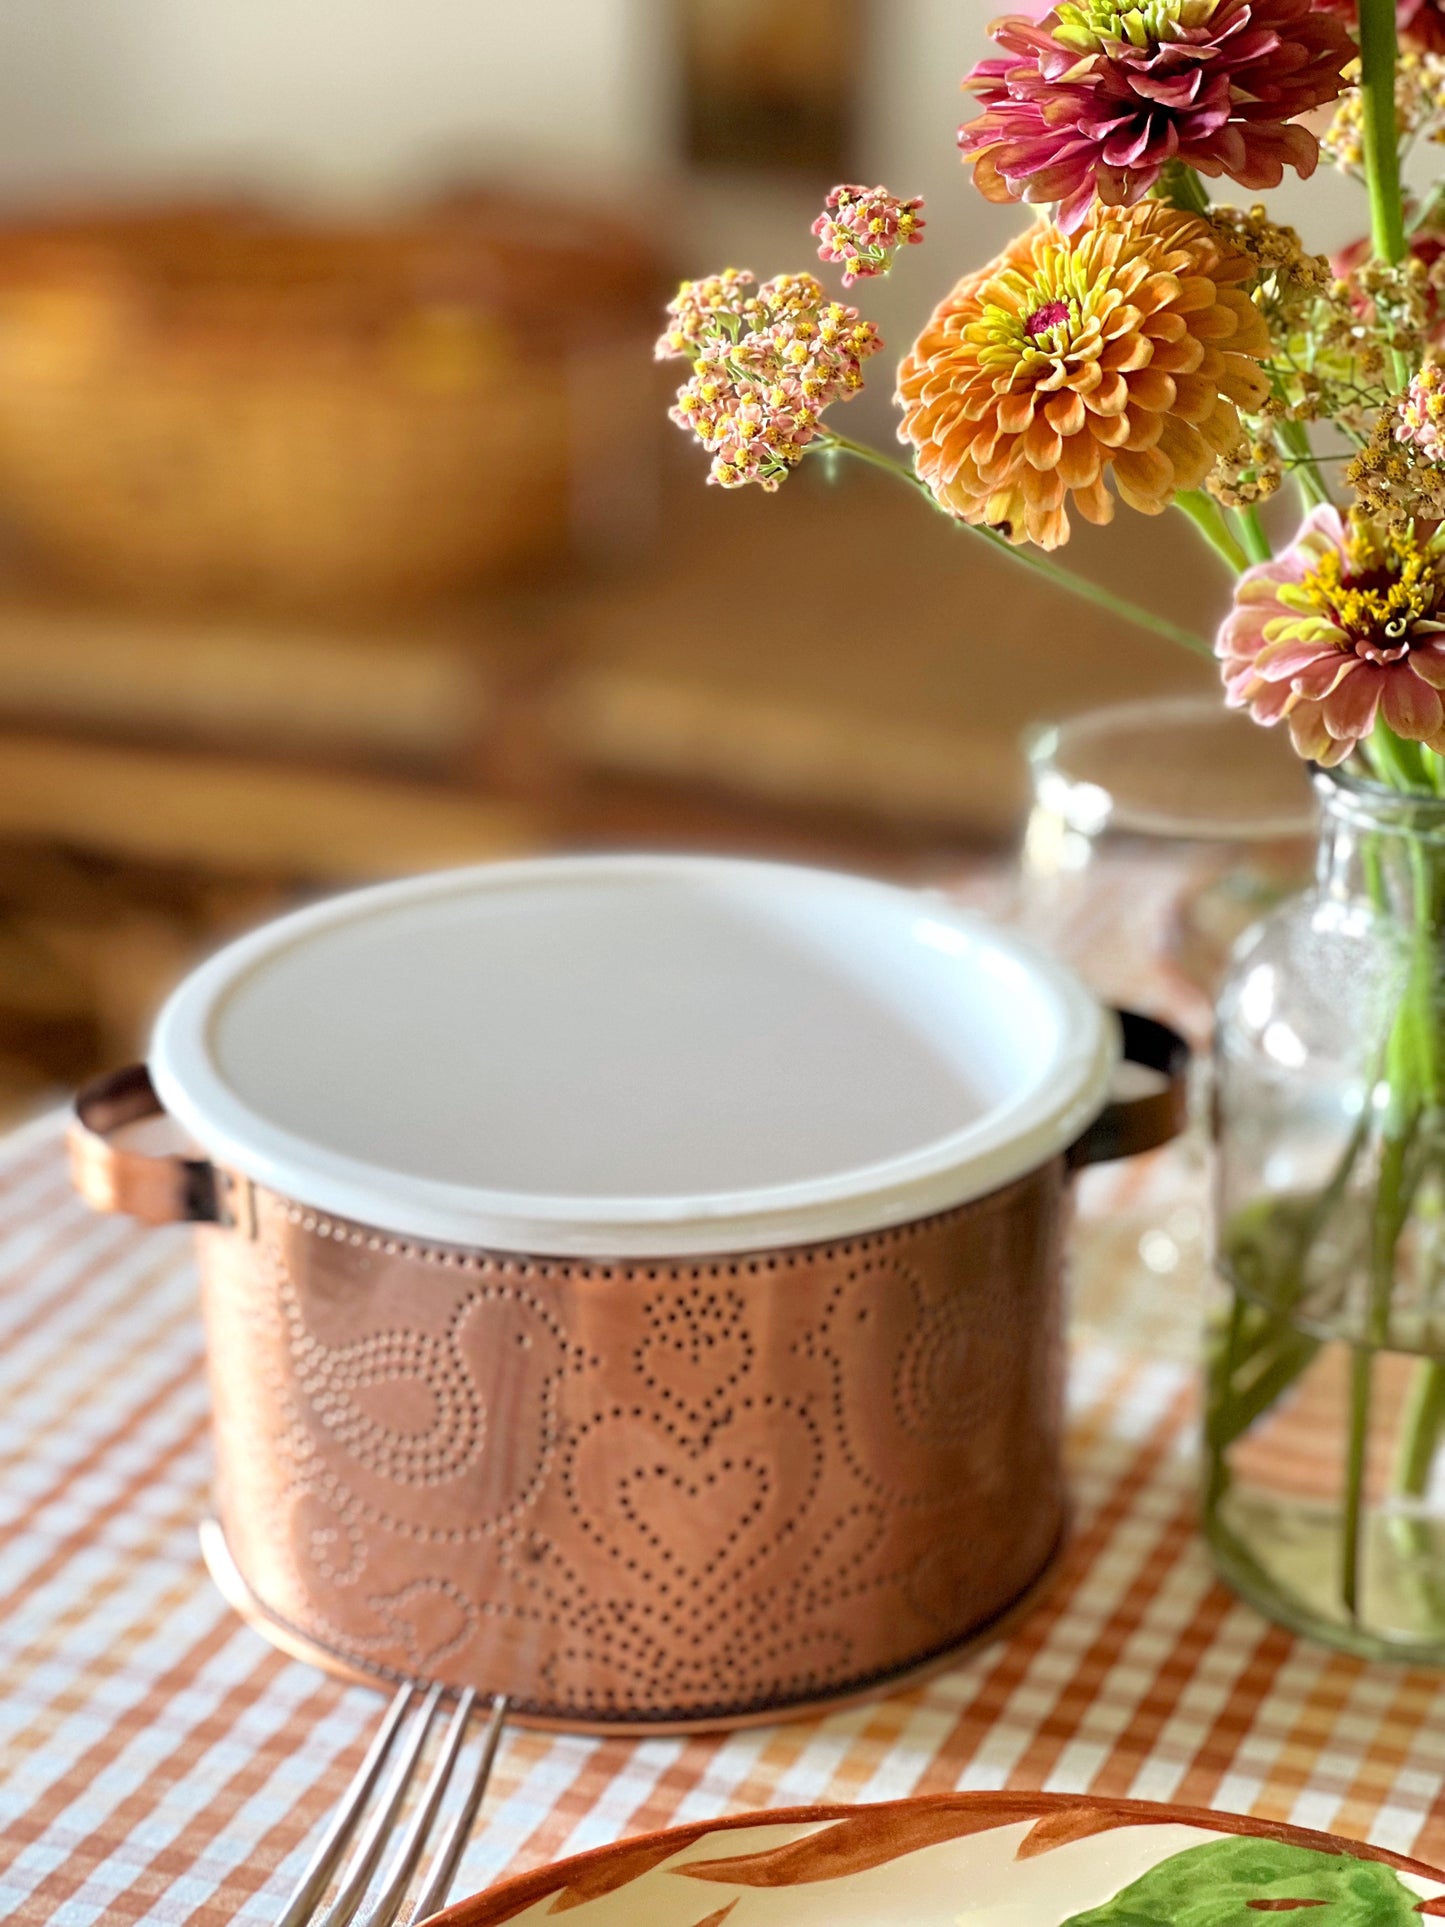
0,196,662,613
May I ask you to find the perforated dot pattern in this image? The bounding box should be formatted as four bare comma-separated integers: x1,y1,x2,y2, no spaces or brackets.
198,1159,1070,1727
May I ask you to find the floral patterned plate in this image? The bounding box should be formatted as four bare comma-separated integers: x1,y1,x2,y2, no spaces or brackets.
436,1792,1445,1925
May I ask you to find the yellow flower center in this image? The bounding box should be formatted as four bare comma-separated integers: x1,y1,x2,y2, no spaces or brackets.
1053,0,1218,54
1297,524,1445,661
972,269,1095,379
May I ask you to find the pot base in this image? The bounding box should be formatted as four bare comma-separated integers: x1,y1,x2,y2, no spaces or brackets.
199,1516,1065,1735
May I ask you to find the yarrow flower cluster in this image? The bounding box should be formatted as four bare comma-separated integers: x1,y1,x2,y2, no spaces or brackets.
1332,240,1445,379
1322,53,1445,170
1347,377,1445,526
656,271,882,490
1218,506,1445,762
655,268,762,359
1207,436,1285,509
959,0,1355,233
1202,205,1334,416
812,186,925,286
897,200,1270,549
1398,361,1445,466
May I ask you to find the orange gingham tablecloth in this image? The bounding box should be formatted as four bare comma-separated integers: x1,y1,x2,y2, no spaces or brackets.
7,858,1445,1923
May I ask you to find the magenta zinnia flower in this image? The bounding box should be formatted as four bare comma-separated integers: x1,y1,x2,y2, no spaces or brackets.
961,0,1355,233
1218,508,1445,765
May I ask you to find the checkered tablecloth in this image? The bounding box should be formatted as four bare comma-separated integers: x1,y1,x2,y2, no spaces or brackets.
6,856,1445,1925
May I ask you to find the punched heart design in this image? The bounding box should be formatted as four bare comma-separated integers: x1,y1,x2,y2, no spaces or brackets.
633,1281,754,1434
369,1577,477,1671
563,1400,823,1608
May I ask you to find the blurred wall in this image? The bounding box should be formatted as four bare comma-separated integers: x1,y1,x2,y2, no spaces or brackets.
0,1,672,201
0,2,1386,232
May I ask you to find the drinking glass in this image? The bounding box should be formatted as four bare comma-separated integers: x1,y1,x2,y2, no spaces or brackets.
1017,694,1317,1356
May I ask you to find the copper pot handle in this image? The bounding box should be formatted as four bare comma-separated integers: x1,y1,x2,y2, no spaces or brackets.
69,1063,224,1225
1066,1010,1191,1170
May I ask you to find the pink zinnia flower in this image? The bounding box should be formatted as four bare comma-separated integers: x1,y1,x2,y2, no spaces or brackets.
1218,506,1445,764
961,0,1355,233
812,185,925,286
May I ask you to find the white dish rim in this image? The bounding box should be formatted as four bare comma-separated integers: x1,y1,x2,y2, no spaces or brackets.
149,854,1117,1257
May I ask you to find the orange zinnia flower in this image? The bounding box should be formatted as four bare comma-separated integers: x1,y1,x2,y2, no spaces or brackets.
896,201,1271,550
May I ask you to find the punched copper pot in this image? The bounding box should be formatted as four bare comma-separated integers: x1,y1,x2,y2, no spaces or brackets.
71,856,1186,1733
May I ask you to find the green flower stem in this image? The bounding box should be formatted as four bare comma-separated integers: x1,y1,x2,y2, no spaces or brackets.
1344,1116,1419,1615
1208,1303,1321,1461
1411,185,1445,240
1342,1083,1419,1621
1275,419,1333,512
1209,1112,1370,1516
1233,506,1272,565
1342,1344,1375,1623
1358,0,1407,269
1204,1293,1250,1511
1396,1358,1445,1501
1155,160,1212,218
818,433,1215,657
1368,720,1432,793
1391,1354,1445,1628
1387,840,1445,1598
1175,489,1248,572
1358,0,1410,389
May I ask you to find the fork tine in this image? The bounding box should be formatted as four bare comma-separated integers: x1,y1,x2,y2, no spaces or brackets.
313,1683,444,1927
409,1695,508,1925
275,1685,417,1927
349,1688,479,1927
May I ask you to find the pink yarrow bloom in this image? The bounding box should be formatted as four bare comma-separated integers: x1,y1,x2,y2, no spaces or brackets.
656,271,882,490
1333,225,1445,345
960,0,1355,233
812,185,925,286
1398,364,1445,466
1217,506,1445,765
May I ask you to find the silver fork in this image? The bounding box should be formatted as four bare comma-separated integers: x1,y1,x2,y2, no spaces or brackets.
277,1685,508,1927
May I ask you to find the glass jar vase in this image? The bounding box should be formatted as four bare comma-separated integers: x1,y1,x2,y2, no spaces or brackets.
1208,767,1445,1660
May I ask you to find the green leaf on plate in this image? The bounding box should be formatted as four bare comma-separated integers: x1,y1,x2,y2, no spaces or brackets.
1059,1835,1422,1925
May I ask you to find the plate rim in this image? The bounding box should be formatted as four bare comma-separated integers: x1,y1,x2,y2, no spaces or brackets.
435,1789,1445,1925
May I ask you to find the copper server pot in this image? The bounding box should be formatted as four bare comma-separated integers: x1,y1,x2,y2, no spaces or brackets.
71,856,1186,1733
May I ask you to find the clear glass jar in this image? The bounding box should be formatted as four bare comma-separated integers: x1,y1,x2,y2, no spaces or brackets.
1208,766,1445,1659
